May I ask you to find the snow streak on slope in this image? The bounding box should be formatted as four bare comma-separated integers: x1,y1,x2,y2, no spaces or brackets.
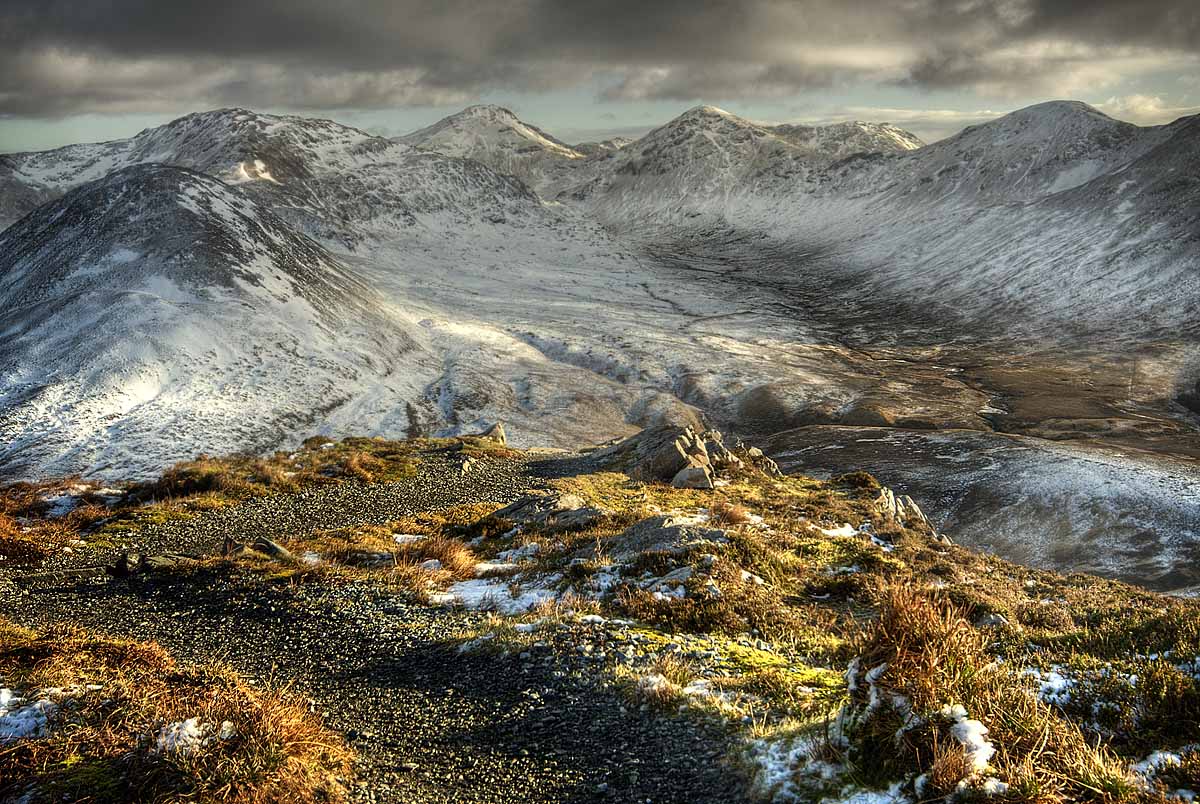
0,165,431,478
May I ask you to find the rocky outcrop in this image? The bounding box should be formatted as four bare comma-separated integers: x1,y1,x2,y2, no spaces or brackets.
872,486,951,544
595,425,763,488
588,514,729,561
873,487,930,531
493,491,609,533
475,422,507,445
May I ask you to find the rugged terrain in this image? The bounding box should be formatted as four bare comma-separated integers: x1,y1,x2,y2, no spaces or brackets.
2,428,1199,803
0,100,1198,590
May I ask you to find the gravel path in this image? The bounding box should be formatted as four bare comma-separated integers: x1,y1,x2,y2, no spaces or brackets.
0,452,753,803
35,450,557,575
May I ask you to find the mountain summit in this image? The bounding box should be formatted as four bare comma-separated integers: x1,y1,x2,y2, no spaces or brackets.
399,104,586,194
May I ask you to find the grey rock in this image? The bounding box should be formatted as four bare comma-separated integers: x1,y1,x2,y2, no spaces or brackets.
476,421,507,445
598,515,728,561
221,536,294,562
671,465,714,490
493,492,609,532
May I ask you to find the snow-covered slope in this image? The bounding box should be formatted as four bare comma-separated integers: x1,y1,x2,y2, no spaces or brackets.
398,105,586,197
0,164,431,477
0,108,545,236
770,120,923,158
562,104,923,207
574,101,1199,341
401,104,583,162
571,137,634,156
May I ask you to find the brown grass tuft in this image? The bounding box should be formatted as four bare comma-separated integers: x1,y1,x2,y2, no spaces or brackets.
838,586,1135,801
709,499,752,527
0,617,352,803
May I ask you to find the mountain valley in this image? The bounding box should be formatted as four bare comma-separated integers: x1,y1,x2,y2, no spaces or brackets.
1,101,1198,592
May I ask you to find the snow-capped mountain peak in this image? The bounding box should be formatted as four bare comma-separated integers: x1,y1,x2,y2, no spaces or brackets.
397,104,588,195
401,104,583,160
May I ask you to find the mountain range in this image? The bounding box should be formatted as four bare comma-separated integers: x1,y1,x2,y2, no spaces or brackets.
1,99,1198,588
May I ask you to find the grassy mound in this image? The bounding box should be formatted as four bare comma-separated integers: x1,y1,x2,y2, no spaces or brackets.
0,618,351,803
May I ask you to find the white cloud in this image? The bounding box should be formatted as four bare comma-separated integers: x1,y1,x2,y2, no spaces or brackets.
1097,94,1200,125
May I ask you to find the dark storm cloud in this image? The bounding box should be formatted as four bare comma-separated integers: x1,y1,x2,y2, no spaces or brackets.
1023,0,1200,50
0,0,1196,116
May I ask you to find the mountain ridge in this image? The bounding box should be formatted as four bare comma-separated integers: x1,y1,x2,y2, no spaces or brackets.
0,164,430,478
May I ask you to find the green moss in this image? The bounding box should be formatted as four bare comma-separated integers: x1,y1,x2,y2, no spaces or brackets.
48,756,129,802
97,505,197,535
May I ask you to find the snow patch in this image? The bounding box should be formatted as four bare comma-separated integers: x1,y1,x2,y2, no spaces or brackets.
0,689,57,743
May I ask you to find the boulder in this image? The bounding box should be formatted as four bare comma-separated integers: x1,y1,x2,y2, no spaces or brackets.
671,464,714,490
107,551,192,577
596,514,729,561
492,492,608,532
221,537,294,562
476,421,507,445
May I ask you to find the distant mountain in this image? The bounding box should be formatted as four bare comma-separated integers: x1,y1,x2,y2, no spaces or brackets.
398,105,587,196
571,137,634,156
401,104,583,161
562,105,925,206
0,165,430,477
804,102,1200,337
0,108,546,241
566,101,1200,339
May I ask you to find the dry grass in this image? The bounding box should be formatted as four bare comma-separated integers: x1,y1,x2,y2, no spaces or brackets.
0,437,435,565
133,438,423,504
708,499,752,527
0,617,351,803
838,586,1136,801
0,480,126,564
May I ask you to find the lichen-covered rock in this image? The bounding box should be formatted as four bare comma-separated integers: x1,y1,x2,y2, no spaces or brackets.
597,514,729,560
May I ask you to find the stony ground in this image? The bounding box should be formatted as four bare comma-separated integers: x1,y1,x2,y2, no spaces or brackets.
0,450,752,804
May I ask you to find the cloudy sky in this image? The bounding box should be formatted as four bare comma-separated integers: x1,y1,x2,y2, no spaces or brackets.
1,0,1197,152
